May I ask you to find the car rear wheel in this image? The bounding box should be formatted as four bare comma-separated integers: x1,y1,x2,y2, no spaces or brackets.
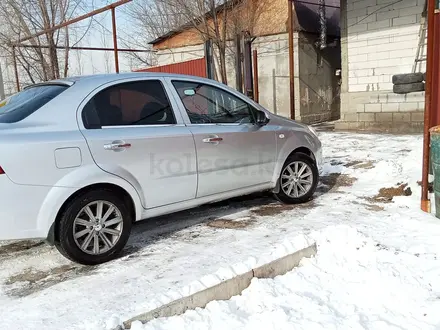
55,189,132,265
274,153,318,204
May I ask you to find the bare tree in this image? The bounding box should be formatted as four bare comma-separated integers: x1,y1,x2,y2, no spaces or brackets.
0,0,88,88
124,0,265,84
0,62,5,100
120,0,184,67
162,0,230,83
228,0,265,37
100,25,112,73
73,48,84,75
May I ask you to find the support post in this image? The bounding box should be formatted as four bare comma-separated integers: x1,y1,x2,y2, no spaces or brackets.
243,32,254,99
288,0,296,120
111,7,119,73
204,39,214,79
0,62,5,100
318,0,327,49
235,34,243,93
253,49,259,103
12,46,20,92
430,13,440,128
421,0,436,212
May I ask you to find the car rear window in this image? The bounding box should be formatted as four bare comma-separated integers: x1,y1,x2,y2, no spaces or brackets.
0,84,68,123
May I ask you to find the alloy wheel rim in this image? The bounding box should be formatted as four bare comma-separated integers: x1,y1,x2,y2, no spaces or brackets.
73,201,123,255
281,161,313,198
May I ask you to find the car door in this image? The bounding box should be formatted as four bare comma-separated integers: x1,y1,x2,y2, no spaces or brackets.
78,78,197,209
167,79,278,198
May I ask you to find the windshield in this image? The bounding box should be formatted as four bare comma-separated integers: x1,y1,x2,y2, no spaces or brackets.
0,84,68,123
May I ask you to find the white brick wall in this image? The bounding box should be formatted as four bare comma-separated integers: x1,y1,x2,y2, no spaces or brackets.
347,0,425,93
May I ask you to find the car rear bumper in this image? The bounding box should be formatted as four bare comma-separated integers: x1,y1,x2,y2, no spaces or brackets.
0,175,74,241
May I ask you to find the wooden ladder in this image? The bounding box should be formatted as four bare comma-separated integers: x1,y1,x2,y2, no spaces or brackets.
412,1,428,73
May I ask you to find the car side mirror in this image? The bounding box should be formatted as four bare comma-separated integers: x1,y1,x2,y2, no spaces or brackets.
255,110,270,126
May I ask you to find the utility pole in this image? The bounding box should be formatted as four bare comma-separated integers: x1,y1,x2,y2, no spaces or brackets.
235,33,243,93
0,62,5,100
242,31,254,99
204,39,215,80
288,0,296,120
421,0,436,212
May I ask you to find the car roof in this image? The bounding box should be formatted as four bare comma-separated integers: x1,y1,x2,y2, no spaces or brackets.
45,72,217,87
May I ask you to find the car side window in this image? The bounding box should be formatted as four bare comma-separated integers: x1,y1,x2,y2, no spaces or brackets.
172,80,256,124
82,80,176,129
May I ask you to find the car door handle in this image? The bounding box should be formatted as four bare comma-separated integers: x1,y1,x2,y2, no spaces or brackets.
202,137,223,143
104,141,132,151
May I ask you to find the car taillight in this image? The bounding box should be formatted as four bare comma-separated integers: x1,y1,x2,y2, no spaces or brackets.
0,167,4,175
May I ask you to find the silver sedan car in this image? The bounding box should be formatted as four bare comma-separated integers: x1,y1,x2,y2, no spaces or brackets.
0,73,322,265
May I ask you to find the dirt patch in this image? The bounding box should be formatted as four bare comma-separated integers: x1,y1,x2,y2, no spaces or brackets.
250,200,316,217
5,269,50,286
345,160,375,170
321,173,357,188
330,158,375,170
352,200,384,212
330,160,344,166
4,264,96,298
207,200,317,228
368,183,412,203
344,160,362,167
364,204,385,212
318,173,357,194
207,218,255,229
0,240,45,256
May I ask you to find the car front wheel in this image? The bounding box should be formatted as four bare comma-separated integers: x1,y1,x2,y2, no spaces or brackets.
55,189,132,265
274,153,318,204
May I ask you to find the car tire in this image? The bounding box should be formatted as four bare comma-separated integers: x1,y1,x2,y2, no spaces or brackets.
55,189,133,265
392,73,424,85
274,153,318,204
393,82,425,94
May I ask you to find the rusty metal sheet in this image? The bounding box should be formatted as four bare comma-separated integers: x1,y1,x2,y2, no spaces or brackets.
135,58,207,78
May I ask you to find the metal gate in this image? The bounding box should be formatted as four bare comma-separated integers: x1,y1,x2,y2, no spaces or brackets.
134,58,207,78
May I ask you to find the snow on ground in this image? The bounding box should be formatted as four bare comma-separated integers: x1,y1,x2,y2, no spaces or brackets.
1,131,440,330
137,225,440,330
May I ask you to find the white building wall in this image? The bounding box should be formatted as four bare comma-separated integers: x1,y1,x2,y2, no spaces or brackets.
347,0,425,93
337,0,426,132
155,44,205,66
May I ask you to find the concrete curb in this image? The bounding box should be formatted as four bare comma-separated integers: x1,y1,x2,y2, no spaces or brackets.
123,243,317,329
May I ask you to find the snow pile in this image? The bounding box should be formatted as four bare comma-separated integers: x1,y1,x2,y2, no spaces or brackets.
127,232,314,318
134,225,440,330
3,132,440,330
84,231,316,330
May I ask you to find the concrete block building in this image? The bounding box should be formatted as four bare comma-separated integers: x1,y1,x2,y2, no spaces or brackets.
337,0,426,132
